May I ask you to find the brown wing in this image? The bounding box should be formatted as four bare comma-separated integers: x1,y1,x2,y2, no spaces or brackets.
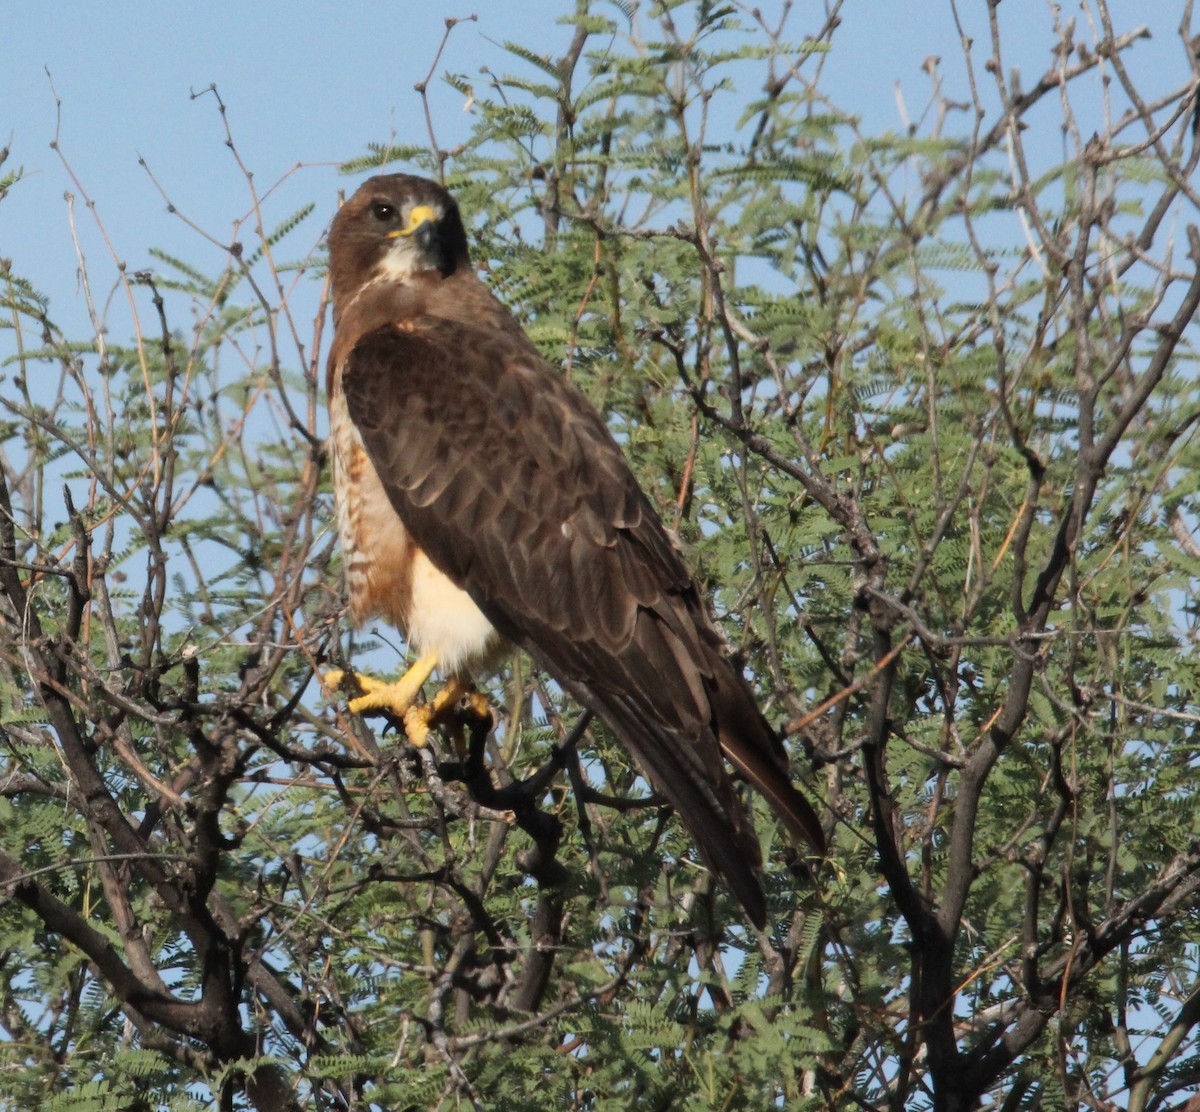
341,316,822,926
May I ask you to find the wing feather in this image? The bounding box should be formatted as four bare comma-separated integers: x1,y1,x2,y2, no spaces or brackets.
341,316,822,927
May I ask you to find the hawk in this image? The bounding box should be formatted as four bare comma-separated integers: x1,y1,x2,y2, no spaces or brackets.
324,174,824,927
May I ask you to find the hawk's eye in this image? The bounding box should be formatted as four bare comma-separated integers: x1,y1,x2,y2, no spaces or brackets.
370,202,396,223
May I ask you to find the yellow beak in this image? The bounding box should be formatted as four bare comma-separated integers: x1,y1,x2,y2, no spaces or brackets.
386,204,437,239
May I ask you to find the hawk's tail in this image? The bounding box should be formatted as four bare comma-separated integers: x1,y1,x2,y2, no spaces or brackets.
570,656,824,930
707,652,827,858
565,680,772,928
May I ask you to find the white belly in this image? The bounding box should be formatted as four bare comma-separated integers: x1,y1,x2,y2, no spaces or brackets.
406,549,499,676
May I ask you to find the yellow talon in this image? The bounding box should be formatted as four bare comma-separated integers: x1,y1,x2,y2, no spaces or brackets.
463,690,491,719
403,704,435,747
325,658,490,749
403,681,471,747
324,652,439,720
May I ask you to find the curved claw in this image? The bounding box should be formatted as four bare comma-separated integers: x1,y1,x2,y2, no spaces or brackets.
324,653,439,718
326,662,489,750
403,680,476,747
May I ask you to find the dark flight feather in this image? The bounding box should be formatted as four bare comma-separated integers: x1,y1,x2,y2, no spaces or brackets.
340,315,824,927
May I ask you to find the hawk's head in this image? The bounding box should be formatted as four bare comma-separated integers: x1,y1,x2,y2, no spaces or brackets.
328,175,471,310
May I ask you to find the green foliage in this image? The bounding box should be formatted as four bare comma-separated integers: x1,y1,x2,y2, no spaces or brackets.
2,3,1200,1111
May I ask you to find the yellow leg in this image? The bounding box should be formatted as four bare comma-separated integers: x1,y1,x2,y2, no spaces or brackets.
463,690,490,719
325,651,439,722
326,657,492,749
403,676,470,748
410,685,493,754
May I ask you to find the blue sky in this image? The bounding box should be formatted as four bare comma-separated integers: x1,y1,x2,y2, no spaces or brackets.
0,2,1185,347
2,3,1194,1083
3,1,580,318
